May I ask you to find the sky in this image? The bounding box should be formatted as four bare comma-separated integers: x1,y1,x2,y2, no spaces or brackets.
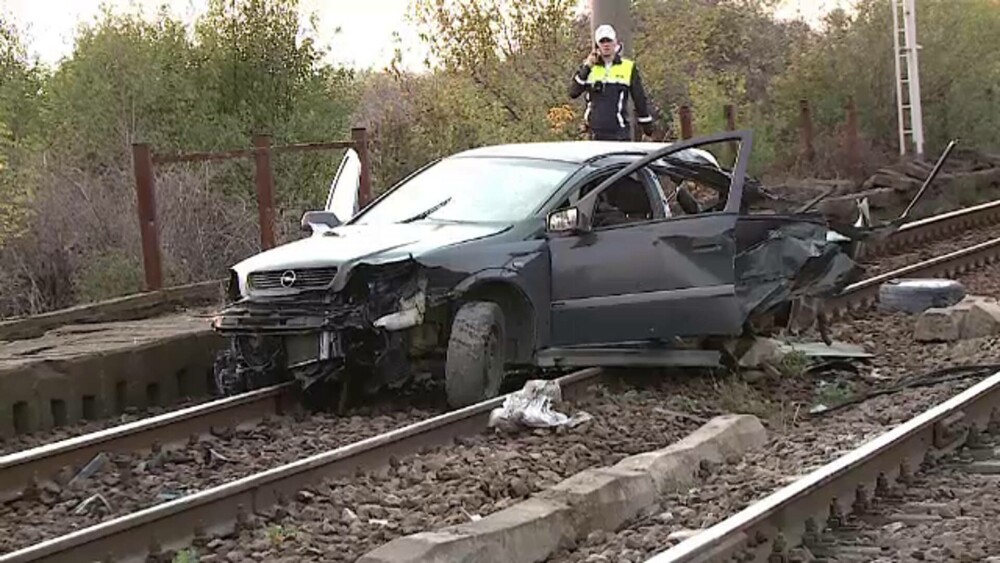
2,0,858,71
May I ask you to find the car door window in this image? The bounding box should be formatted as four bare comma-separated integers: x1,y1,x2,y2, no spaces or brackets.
554,170,656,229
592,174,654,228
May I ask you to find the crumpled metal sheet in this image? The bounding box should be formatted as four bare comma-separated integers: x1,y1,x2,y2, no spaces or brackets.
736,220,860,319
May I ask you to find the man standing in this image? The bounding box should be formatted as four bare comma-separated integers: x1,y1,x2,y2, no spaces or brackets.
569,24,656,141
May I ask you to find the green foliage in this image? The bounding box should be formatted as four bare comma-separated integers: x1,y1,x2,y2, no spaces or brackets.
773,0,1000,157
0,1,358,317
4,0,1000,318
172,548,200,563
0,17,44,244
356,0,582,186
75,249,145,304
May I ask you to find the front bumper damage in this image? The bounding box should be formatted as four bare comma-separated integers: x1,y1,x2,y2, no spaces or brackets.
211,259,437,395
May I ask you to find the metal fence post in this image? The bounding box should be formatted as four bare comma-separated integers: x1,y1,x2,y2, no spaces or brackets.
351,127,373,207
132,143,162,291
679,105,693,140
252,135,276,250
800,99,815,163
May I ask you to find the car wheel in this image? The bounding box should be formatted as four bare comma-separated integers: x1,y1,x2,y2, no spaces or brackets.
878,278,966,314
445,301,506,408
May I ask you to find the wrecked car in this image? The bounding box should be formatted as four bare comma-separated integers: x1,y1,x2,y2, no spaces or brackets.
211,130,873,409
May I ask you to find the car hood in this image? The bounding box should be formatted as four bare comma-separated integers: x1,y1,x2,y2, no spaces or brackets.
232,221,509,277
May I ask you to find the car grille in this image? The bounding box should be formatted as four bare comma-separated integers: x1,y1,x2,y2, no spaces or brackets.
248,267,338,291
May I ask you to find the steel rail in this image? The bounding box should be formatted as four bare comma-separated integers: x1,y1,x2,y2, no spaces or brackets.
0,367,604,563
827,236,1000,317
644,369,1000,563
867,197,1000,258
4,199,1000,560
0,383,293,504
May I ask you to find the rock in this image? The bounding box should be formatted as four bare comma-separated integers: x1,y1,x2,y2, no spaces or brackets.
914,308,962,342
734,337,785,369
341,507,358,522
357,504,385,519
915,295,1000,342
509,477,530,498
655,511,675,523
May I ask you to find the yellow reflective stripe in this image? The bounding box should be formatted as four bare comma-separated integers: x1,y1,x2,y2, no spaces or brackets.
586,58,635,86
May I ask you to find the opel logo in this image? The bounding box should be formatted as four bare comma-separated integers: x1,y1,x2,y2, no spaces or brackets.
279,270,296,288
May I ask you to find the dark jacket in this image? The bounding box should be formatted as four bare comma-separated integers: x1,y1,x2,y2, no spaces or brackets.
569,54,654,135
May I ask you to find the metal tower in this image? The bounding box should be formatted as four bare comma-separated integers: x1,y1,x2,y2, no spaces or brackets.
892,0,925,158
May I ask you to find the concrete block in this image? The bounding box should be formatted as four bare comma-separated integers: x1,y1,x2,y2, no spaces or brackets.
914,295,1000,343
614,414,768,494
914,306,962,342
358,415,767,563
0,317,222,437
539,467,656,534
359,497,574,563
961,296,1000,339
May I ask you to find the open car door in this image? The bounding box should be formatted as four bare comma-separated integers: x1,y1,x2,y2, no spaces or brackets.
546,131,755,347
325,148,362,224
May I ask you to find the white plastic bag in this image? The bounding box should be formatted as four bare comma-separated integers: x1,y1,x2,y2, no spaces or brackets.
488,379,592,431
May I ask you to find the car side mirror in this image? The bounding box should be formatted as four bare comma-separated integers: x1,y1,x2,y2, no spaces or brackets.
300,210,341,233
546,207,590,234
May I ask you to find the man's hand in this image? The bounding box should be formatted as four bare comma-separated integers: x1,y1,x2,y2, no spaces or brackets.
583,50,599,66
641,121,655,137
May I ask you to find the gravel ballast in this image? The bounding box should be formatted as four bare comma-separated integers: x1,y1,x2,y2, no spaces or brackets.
6,219,1000,560
0,399,445,556
822,443,1000,562
162,378,727,562
863,221,1000,278
0,396,216,457
547,253,1000,561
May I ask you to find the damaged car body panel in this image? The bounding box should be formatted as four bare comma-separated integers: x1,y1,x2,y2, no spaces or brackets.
211,129,892,408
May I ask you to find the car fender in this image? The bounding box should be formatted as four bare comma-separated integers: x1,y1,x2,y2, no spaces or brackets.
450,267,548,361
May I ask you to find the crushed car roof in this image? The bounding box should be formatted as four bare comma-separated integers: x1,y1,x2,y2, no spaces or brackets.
451,140,706,165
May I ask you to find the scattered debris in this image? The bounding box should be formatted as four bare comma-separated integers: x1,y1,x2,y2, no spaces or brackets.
202,446,232,467
488,380,593,432
341,507,358,522
734,337,872,375
156,490,184,502
879,278,966,315
68,452,108,487
73,493,112,515
460,507,482,522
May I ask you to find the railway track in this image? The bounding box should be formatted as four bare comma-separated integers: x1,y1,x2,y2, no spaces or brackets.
0,367,604,562
644,368,1000,563
0,384,293,503
4,199,1000,561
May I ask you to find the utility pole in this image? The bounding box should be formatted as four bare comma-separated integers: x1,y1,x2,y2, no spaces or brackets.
892,0,925,159
590,0,632,57
589,0,637,138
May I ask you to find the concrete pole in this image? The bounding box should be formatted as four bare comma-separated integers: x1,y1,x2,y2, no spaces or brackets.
589,0,636,138
590,0,632,57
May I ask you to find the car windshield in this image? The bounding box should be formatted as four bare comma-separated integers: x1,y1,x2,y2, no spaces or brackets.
352,156,578,225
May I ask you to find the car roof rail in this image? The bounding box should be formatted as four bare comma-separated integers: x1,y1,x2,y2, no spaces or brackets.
582,151,651,164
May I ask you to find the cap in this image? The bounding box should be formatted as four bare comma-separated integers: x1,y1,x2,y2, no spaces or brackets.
594,24,616,43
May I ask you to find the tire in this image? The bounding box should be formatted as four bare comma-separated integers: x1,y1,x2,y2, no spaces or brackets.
445,301,506,408
878,278,966,314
